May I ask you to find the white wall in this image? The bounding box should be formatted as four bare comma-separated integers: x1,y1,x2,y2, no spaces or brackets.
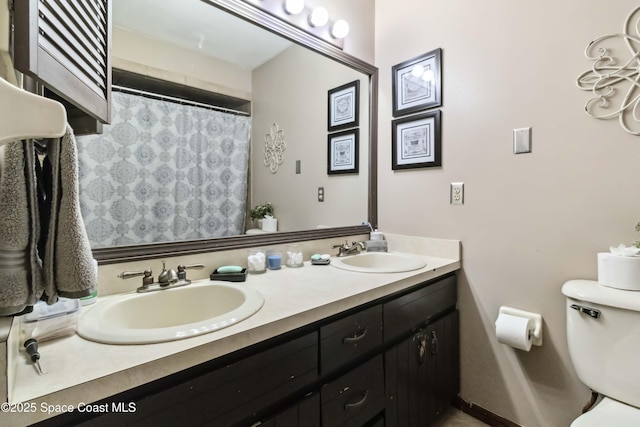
317,0,375,62
251,45,369,231
375,1,640,426
112,26,252,101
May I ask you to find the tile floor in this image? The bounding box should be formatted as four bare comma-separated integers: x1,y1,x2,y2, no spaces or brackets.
433,407,491,427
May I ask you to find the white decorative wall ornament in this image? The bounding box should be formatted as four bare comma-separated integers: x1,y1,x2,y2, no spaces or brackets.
577,6,640,135
264,123,286,173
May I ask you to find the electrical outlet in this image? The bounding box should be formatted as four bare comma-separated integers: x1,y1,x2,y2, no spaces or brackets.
450,182,464,205
318,187,324,202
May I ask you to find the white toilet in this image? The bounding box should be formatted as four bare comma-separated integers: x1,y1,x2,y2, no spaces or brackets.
562,279,640,426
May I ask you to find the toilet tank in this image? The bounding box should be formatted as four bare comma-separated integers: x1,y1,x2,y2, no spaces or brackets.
562,280,640,408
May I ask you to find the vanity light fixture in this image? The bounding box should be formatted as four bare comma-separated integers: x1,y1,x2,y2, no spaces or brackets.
284,0,304,15
331,19,350,39
244,0,348,48
309,6,328,27
412,64,435,82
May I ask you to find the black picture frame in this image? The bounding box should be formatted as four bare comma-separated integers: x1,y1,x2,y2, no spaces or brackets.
328,80,360,131
392,48,442,117
328,129,359,175
392,110,441,170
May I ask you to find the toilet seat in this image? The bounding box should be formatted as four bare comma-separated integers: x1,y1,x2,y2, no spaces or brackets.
571,397,640,427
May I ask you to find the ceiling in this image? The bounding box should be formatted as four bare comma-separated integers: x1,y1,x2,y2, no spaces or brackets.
112,0,293,70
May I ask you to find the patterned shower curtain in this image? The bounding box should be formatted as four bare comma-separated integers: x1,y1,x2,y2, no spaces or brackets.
77,91,251,248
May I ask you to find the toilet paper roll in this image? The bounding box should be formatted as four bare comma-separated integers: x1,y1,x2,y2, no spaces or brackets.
597,253,640,291
495,313,533,351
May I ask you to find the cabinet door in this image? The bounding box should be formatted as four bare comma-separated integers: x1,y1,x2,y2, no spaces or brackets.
426,310,460,419
385,311,459,427
14,0,112,124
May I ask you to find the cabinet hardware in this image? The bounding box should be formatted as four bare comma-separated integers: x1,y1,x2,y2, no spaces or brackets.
344,390,369,409
417,332,427,365
430,331,439,355
343,327,368,344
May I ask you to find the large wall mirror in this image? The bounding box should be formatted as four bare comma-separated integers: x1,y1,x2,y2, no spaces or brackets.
91,0,377,264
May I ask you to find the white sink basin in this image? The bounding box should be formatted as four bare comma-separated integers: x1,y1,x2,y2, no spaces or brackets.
331,252,427,273
77,282,264,344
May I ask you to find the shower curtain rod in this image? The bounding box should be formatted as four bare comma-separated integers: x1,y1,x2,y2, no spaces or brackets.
112,85,250,116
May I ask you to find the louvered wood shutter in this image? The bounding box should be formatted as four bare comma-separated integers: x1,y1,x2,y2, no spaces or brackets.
14,0,111,124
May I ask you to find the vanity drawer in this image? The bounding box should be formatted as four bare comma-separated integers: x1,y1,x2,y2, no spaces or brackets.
95,332,319,427
320,305,383,374
384,274,456,343
321,355,385,427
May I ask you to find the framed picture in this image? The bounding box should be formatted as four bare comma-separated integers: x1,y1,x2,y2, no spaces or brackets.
328,80,360,131
328,129,359,175
392,110,441,170
392,48,442,117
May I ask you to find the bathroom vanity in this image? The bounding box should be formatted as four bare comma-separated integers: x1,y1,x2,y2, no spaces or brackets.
35,274,457,427
3,235,460,427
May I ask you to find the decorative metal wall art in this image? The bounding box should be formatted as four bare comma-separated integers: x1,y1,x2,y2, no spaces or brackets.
264,123,286,173
577,6,640,135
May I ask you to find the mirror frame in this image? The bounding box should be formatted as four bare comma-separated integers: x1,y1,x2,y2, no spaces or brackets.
93,0,378,265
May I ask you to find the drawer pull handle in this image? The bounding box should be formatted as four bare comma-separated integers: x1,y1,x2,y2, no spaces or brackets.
343,327,368,344
344,390,369,409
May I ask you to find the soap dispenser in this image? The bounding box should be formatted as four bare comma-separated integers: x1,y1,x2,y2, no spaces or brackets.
370,229,384,241
367,229,388,252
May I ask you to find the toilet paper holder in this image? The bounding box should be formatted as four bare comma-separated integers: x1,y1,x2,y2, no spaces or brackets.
498,306,543,346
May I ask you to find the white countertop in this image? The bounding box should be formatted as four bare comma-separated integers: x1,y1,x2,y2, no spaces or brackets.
4,236,460,426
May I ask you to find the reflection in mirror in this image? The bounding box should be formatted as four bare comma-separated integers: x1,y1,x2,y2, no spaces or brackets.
90,0,377,263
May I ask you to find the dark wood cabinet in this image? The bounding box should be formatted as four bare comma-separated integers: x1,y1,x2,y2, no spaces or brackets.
36,273,458,427
14,0,112,129
261,393,321,427
385,311,459,427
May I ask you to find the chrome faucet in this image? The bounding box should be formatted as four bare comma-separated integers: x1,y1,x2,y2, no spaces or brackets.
331,241,366,257
118,261,205,293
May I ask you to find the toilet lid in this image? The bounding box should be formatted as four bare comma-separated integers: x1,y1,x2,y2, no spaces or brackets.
571,397,640,427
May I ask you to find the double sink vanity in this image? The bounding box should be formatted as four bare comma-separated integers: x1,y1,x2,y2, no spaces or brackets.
3,234,461,427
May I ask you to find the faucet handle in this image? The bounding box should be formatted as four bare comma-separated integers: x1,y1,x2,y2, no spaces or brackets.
177,264,204,281
117,268,153,289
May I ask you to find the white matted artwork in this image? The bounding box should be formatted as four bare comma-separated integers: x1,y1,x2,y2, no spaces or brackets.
328,80,360,131
392,48,442,117
392,110,441,170
327,129,359,175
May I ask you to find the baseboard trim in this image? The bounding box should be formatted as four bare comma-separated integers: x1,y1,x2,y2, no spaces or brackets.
454,396,522,427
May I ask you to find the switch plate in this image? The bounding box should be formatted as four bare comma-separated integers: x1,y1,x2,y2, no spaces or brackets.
450,182,464,205
296,160,301,174
317,187,324,202
513,127,532,154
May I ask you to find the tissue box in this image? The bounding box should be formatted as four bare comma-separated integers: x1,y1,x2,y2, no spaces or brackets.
598,253,640,291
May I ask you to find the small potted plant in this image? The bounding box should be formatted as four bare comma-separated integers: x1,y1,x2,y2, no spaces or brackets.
249,202,277,232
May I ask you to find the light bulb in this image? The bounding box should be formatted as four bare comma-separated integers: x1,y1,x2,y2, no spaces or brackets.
331,19,350,39
284,0,304,15
421,69,435,82
309,7,328,27
411,65,425,78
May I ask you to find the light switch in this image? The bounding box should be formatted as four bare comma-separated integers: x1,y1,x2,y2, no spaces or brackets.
513,127,532,154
